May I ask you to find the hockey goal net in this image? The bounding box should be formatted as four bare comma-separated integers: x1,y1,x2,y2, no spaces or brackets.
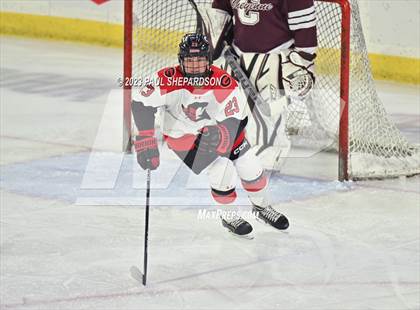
123,0,420,180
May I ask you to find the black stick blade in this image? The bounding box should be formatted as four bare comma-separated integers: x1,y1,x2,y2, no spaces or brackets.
130,265,146,286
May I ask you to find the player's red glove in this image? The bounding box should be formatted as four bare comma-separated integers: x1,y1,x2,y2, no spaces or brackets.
197,125,232,155
134,130,160,170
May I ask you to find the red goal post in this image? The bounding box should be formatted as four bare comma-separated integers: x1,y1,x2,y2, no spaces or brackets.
123,0,133,155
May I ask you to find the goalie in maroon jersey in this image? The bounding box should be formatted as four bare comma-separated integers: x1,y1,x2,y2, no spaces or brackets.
132,33,289,237
204,0,317,169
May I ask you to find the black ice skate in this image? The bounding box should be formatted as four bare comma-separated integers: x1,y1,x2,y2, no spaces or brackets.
253,205,289,230
221,216,253,238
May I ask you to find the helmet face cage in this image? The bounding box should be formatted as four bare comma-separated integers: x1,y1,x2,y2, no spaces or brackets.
178,33,213,78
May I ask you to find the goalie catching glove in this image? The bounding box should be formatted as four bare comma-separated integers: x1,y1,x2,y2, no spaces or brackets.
134,130,160,170
281,51,316,99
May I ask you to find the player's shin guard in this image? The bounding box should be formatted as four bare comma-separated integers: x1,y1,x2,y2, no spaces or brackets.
234,149,270,207
241,172,269,207
235,149,289,230
208,157,253,237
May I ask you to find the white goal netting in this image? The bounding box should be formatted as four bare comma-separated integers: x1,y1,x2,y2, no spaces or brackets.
129,0,420,180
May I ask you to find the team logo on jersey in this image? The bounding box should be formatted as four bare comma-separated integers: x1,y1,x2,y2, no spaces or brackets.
182,102,211,122
140,84,155,97
164,67,176,78
220,74,232,87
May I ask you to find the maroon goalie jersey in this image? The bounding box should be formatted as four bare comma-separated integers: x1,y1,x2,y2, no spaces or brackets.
212,0,317,54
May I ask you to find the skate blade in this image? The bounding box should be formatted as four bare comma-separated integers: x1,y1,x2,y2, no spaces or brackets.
225,228,254,240
254,216,289,233
232,232,254,240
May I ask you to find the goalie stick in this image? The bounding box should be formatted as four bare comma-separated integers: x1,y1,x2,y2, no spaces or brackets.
223,47,271,117
188,0,290,169
187,0,271,117
130,168,151,286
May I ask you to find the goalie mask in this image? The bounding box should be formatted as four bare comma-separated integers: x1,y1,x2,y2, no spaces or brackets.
178,33,212,78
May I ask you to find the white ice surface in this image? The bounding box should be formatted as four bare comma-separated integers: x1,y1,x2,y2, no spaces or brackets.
1,37,419,310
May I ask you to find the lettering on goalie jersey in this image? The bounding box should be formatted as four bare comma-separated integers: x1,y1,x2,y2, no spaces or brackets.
212,0,317,53
132,65,247,138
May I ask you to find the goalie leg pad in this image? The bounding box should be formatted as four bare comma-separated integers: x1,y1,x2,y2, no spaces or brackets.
233,53,291,169
240,52,284,99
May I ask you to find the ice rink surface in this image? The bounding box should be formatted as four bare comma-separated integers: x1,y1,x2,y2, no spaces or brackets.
1,37,419,309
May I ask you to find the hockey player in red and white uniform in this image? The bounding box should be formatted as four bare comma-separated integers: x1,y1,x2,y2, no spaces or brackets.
132,33,289,237
203,0,318,169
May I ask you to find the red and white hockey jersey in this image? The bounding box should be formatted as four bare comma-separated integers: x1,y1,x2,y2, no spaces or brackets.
132,65,248,139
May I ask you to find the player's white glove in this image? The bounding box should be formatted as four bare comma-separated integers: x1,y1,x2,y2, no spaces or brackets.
281,51,315,99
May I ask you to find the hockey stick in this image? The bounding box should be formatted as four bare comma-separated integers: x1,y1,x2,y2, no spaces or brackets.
187,0,270,117
223,47,271,117
130,168,151,286
187,0,289,168
187,0,206,35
